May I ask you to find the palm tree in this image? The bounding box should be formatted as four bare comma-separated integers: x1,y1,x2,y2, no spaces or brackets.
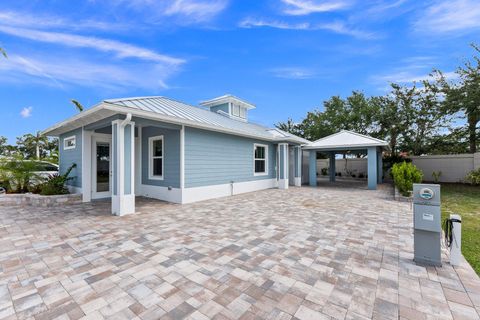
17,132,48,159
0,47,7,58
71,99,84,112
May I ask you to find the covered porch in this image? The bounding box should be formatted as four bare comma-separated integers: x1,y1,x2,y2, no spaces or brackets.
303,131,389,190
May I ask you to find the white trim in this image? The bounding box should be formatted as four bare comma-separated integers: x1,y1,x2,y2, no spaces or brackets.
180,125,185,189
91,135,112,199
294,177,301,187
135,126,142,193
130,123,135,196
253,143,268,176
112,194,135,216
82,128,92,202
182,179,277,204
148,135,164,180
138,184,182,204
63,135,76,150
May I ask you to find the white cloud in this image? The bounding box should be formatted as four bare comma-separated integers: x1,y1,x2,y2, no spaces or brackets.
106,0,228,24
239,18,377,39
0,55,178,90
20,106,32,118
281,0,352,15
270,67,315,79
163,0,228,23
0,10,127,32
0,26,184,65
414,0,480,34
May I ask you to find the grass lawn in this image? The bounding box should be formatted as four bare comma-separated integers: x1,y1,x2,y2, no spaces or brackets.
441,183,480,275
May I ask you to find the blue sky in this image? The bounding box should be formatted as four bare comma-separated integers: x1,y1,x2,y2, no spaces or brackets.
1,0,480,143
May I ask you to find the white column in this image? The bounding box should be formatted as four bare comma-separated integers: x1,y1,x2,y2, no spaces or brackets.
111,116,135,216
294,145,302,186
278,143,289,189
81,128,92,202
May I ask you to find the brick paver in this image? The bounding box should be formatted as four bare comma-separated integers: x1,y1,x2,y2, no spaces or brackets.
0,185,479,319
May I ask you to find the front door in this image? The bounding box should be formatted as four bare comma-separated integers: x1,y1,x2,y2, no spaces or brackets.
92,137,112,199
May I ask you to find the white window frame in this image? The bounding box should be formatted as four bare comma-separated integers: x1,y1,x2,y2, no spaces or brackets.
232,104,241,117
253,143,268,176
239,107,246,119
63,135,76,150
148,135,164,180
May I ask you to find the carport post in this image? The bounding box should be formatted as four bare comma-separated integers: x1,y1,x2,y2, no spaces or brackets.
377,148,383,184
309,150,317,186
367,147,378,190
329,151,336,182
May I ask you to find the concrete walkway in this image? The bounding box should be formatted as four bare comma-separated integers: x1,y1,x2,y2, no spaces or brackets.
0,185,479,319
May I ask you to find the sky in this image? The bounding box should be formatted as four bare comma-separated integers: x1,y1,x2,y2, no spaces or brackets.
0,0,480,143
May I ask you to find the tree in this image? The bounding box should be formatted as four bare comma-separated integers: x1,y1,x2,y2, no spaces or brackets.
0,47,7,59
436,44,480,153
275,118,301,136
71,99,84,112
372,83,416,155
0,136,7,155
16,132,49,159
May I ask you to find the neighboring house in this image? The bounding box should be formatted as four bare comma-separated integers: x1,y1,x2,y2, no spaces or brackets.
42,95,309,215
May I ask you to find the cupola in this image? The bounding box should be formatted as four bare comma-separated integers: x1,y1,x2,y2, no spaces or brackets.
200,94,256,122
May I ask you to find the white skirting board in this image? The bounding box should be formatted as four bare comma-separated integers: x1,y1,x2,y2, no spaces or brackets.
101,178,280,206
138,184,183,204
111,194,135,216
294,177,301,186
182,178,278,204
66,185,82,195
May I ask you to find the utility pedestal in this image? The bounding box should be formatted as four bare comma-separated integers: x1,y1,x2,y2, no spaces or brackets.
413,184,441,267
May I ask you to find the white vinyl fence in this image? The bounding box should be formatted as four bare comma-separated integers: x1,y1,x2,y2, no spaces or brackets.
302,152,480,184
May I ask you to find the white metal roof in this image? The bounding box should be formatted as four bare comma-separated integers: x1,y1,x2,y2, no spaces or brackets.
303,130,389,150
199,94,256,110
42,96,309,144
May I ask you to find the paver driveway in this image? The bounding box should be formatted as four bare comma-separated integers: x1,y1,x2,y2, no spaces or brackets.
0,186,479,320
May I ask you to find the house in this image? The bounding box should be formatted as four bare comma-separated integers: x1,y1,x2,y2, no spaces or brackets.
42,95,309,215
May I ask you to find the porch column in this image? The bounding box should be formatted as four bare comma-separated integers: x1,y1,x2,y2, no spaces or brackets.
329,151,336,182
377,148,383,184
111,116,135,216
278,143,289,189
367,147,378,190
309,150,317,186
294,146,302,186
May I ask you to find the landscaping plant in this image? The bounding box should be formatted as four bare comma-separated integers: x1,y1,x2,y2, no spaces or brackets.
39,163,76,195
0,156,42,193
465,168,480,185
391,161,423,196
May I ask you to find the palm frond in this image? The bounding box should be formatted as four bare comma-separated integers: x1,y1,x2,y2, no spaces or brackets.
70,99,84,112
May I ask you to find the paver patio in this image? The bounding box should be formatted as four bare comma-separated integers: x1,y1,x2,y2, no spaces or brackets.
0,185,479,320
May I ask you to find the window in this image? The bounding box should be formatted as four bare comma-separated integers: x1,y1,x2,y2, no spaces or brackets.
254,144,268,175
239,107,246,119
63,136,76,150
149,136,164,180
232,104,241,117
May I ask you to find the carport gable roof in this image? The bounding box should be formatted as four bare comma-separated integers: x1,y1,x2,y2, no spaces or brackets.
302,130,389,151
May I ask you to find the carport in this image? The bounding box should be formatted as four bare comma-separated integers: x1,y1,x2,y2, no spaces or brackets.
303,130,389,190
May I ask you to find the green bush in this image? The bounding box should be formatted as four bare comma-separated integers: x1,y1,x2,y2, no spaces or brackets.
0,157,42,193
465,168,480,185
39,163,76,195
391,161,423,196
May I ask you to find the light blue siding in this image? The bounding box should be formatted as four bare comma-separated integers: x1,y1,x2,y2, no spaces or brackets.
59,128,82,188
367,147,378,190
184,127,276,188
209,103,229,114
142,126,181,188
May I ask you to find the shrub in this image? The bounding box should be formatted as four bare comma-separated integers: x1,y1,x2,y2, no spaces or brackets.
0,157,42,193
39,163,76,195
465,168,480,185
321,168,328,176
391,161,423,196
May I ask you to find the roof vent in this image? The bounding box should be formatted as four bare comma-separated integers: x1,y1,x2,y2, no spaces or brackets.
200,94,255,122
